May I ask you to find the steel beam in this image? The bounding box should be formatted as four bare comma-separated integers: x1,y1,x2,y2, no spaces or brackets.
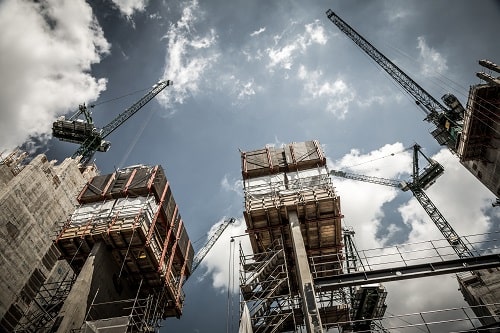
315,254,500,289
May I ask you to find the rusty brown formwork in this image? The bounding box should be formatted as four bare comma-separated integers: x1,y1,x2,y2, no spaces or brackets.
241,141,344,280
241,140,326,180
55,165,193,319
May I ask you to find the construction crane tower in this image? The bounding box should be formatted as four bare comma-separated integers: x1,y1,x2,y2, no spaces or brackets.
53,80,172,164
326,10,464,154
331,144,474,259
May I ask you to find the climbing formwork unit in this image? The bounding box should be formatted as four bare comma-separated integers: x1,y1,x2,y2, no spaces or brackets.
52,165,193,332
239,141,347,332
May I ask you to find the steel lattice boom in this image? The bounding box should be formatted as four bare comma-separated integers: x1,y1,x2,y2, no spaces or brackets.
326,9,464,152
191,217,236,274
330,144,474,258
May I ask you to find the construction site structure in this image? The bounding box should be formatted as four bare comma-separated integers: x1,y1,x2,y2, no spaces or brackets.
331,143,474,259
326,10,500,204
459,60,500,204
331,143,500,327
0,151,97,332
33,164,193,332
239,140,387,332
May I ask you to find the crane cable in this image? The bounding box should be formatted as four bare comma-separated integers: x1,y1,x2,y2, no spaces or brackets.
380,41,500,138
336,146,411,171
91,87,150,108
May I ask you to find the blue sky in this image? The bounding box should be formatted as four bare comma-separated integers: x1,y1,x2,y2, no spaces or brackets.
1,0,499,331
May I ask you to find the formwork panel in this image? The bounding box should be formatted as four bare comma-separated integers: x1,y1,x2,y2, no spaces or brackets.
241,140,326,179
56,165,193,319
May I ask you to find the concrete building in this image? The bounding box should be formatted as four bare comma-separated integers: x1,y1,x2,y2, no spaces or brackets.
458,269,500,326
0,151,97,332
458,60,500,202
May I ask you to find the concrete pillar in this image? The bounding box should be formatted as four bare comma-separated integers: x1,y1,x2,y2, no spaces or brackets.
55,242,105,332
289,210,323,333
55,242,134,332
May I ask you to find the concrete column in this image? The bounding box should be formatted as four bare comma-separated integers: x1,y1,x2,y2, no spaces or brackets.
55,241,134,332
289,210,323,333
55,242,105,333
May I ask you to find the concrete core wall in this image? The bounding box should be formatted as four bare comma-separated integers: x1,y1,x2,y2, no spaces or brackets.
0,154,97,331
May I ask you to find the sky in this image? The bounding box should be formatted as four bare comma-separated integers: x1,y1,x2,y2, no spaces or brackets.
1,0,499,332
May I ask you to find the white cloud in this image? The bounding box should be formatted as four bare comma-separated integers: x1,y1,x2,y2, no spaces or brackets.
197,217,252,292
417,36,448,77
399,148,493,246
297,65,356,119
266,20,328,71
250,27,266,37
221,174,243,196
0,0,109,151
158,0,219,113
304,21,327,45
110,0,148,17
330,142,413,248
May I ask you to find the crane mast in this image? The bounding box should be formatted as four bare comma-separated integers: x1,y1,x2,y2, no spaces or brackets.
326,9,465,152
330,144,474,258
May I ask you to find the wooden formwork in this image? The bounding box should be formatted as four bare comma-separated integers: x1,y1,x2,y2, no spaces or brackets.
55,165,193,319
241,140,326,180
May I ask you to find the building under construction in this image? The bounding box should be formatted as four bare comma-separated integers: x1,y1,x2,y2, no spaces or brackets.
0,156,193,332
0,151,97,332
458,59,500,201
238,141,387,332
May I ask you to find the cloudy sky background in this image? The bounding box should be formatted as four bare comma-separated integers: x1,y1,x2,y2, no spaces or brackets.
1,0,499,331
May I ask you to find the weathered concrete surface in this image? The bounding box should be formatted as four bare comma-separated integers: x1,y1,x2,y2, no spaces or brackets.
55,241,136,332
0,153,96,331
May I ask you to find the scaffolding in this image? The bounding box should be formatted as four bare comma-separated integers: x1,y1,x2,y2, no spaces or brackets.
14,271,76,332
240,141,348,332
239,239,299,333
34,165,194,331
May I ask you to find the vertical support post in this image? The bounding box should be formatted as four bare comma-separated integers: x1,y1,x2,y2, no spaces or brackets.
289,210,323,333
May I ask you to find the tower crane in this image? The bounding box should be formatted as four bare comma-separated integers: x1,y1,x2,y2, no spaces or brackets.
53,80,172,164
191,217,236,275
326,10,465,153
331,144,474,259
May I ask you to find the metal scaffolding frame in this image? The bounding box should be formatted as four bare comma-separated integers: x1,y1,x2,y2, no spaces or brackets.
14,271,77,332
72,279,169,332
323,302,500,333
239,239,300,333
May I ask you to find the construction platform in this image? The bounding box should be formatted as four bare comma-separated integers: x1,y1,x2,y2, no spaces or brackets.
241,141,343,272
55,165,193,319
240,141,347,332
